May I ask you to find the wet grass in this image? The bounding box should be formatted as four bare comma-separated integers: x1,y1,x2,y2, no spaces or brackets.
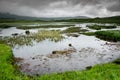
0,24,12,28
0,36,33,47
83,30,120,42
0,22,75,30
0,44,30,80
17,24,74,29
95,30,120,42
83,32,95,36
0,30,63,47
113,58,120,64
31,30,63,42
87,25,117,30
63,27,88,33
0,44,120,80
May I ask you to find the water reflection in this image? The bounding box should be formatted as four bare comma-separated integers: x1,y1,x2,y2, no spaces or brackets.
13,35,120,75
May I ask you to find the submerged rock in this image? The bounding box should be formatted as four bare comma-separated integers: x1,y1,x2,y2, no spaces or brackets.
86,66,92,70
52,51,57,54
51,47,76,56
32,57,35,60
67,33,79,37
12,33,18,36
52,50,69,55
14,57,24,62
69,44,72,47
113,58,120,64
25,30,30,35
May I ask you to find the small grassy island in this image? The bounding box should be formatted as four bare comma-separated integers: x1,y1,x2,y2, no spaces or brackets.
87,25,117,30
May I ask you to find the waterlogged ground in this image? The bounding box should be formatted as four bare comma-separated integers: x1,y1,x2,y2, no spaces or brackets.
0,27,68,36
0,23,120,75
1,23,120,36
14,35,120,75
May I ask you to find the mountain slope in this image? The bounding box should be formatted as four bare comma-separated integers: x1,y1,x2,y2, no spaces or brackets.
0,13,40,20
0,13,90,20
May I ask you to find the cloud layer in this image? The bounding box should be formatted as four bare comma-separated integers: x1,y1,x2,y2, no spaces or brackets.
0,0,120,17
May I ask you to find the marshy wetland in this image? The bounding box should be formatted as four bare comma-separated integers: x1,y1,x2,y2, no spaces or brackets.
0,22,120,76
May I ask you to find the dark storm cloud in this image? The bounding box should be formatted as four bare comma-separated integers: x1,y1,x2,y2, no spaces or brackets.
106,0,120,11
70,0,100,5
0,0,119,17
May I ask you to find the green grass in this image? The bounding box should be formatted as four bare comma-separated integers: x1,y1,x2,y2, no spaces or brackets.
0,36,32,47
63,27,88,33
31,30,63,42
0,44,30,80
83,30,120,42
0,44,120,80
0,24,12,28
0,22,75,29
87,25,117,30
95,30,120,42
0,30,63,47
0,16,120,24
83,32,95,36
55,16,120,24
17,24,74,29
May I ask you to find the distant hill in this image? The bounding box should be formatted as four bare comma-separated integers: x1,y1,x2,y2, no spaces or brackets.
0,13,40,20
47,16,90,20
0,12,119,24
0,13,90,20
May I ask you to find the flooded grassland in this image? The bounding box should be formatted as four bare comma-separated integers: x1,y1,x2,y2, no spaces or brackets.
0,23,120,75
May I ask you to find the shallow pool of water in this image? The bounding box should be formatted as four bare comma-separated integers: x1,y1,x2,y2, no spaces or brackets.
13,34,120,75
13,35,106,58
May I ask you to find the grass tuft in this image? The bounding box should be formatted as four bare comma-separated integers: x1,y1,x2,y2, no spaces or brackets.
63,27,88,33
0,24,12,28
87,25,116,30
95,30,120,42
83,32,95,36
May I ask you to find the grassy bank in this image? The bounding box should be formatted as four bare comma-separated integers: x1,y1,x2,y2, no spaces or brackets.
0,44,120,80
0,24,12,28
83,30,120,42
17,24,74,29
87,25,116,30
95,30,120,42
0,44,29,80
0,22,75,29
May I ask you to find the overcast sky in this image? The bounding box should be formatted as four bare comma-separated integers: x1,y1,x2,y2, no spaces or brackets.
0,0,120,17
